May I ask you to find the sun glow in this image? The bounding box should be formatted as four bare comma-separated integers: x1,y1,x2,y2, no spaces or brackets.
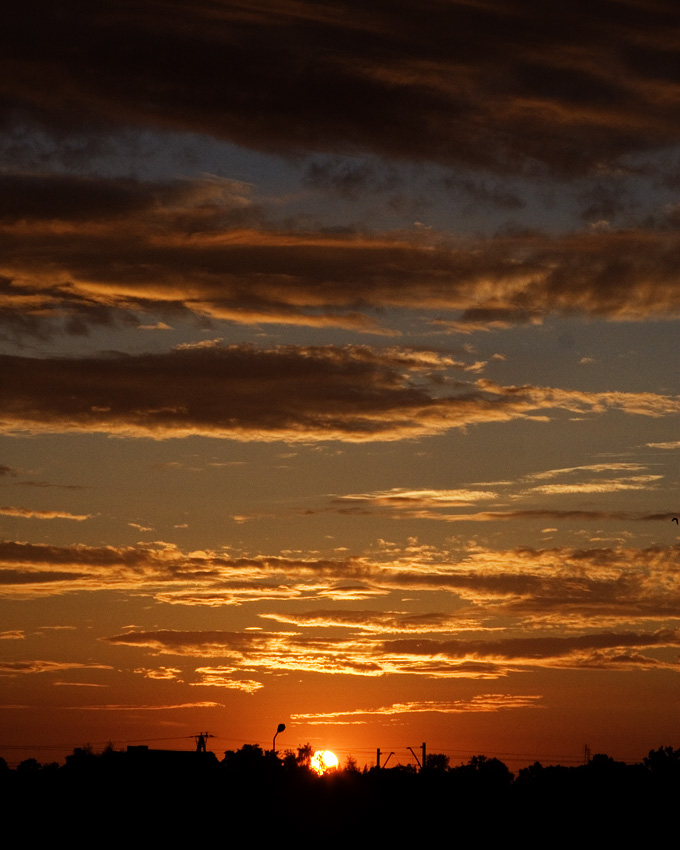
310,750,339,775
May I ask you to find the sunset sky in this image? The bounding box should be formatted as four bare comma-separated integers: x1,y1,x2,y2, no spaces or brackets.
2,0,680,769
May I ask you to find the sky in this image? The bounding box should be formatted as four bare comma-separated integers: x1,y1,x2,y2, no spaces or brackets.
1,0,680,769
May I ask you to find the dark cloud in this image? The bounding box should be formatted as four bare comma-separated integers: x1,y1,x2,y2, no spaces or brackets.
3,2,680,174
0,659,111,675
4,173,680,337
1,345,677,442
443,176,525,210
381,629,680,672
0,173,174,222
383,629,680,662
303,158,400,197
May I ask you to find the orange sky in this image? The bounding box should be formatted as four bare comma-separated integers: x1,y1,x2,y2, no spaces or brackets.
1,0,680,770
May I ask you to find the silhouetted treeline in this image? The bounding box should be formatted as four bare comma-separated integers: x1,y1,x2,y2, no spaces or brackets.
3,744,678,841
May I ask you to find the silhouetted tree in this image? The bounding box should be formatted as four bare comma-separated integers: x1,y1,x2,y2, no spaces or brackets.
644,746,680,780
17,758,41,773
344,754,360,773
222,743,279,778
453,754,514,788
295,742,314,767
516,761,544,785
425,752,449,772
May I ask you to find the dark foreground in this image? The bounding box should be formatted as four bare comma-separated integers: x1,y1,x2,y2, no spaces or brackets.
4,745,678,842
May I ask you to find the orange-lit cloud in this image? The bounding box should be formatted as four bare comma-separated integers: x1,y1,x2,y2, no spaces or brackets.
0,506,92,521
3,539,680,626
4,171,680,341
102,619,680,680
72,701,222,711
259,610,483,634
1,346,677,442
337,488,499,508
191,667,263,693
527,476,662,495
6,190,680,339
134,667,183,681
291,694,544,723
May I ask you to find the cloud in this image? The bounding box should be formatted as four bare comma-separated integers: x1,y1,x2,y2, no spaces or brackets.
337,488,499,508
0,539,380,600
102,615,680,680
291,694,544,723
0,660,112,675
72,701,221,711
526,463,652,480
4,2,680,175
259,610,483,634
4,537,680,639
0,506,91,520
0,630,24,640
379,509,676,524
103,629,388,677
5,172,680,339
527,475,662,495
4,533,680,681
382,629,680,665
134,666,182,681
1,345,677,443
191,667,263,693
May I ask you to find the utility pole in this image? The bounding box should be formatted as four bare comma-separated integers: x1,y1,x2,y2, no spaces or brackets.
193,731,214,752
377,748,381,769
422,741,426,772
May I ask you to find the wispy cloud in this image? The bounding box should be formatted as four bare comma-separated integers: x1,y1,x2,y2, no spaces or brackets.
0,506,91,520
337,488,499,508
191,667,263,693
292,694,544,723
259,610,483,634
72,701,222,711
134,667,183,681
0,630,24,640
0,660,112,675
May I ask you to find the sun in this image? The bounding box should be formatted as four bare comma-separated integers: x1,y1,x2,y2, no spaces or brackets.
310,750,339,775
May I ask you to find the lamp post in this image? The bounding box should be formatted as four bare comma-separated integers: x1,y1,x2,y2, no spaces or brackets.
273,722,286,753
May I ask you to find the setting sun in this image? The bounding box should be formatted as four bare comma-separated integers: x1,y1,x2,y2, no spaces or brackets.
310,751,339,775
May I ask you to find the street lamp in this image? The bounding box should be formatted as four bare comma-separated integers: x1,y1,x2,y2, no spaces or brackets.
273,722,286,752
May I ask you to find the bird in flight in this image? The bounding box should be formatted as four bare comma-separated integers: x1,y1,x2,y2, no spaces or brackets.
673,517,679,524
